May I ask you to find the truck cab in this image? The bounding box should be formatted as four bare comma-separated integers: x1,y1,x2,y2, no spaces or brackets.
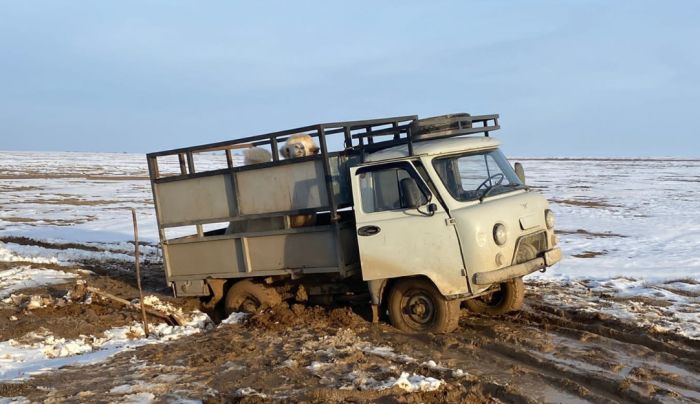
352,135,560,331
147,113,561,333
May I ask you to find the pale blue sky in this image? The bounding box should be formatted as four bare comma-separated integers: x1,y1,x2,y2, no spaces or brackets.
0,1,698,156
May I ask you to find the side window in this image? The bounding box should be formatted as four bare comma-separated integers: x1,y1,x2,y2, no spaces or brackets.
359,166,429,213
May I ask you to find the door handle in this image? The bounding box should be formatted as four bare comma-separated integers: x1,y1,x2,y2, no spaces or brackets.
358,225,381,236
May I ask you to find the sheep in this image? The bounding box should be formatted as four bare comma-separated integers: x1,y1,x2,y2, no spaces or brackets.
280,134,319,159
243,147,272,165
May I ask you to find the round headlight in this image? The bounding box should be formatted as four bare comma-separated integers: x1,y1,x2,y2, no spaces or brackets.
545,209,555,229
493,223,507,246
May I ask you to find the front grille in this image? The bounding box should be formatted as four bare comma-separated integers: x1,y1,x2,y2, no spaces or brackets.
513,231,547,264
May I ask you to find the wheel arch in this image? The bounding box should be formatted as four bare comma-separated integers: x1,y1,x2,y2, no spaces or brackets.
375,275,439,308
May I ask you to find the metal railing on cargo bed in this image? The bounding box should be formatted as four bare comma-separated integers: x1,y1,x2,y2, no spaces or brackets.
146,113,499,228
146,113,499,286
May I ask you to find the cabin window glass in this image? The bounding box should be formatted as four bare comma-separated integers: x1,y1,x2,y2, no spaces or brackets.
359,166,428,213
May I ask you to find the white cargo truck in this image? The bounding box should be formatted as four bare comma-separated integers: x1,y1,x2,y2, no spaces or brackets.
147,113,561,333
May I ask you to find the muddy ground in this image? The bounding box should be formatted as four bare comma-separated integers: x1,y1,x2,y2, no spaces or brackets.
1,240,699,403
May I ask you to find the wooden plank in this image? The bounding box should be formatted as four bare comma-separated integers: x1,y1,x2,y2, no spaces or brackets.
84,286,185,326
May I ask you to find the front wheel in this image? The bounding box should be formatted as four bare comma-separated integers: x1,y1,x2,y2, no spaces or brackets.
387,278,461,333
464,277,525,315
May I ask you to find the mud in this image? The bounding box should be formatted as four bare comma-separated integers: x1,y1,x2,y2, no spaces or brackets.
1,291,149,341
572,250,608,259
548,198,619,209
1,239,699,402
0,236,104,252
556,229,627,238
4,294,700,402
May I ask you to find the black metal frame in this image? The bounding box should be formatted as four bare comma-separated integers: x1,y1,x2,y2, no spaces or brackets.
146,113,500,226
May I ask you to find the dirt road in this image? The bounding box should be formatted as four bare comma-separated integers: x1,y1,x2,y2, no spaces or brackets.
2,285,698,402
0,236,698,403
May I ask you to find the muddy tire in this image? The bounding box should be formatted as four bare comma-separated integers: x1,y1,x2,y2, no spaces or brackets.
387,278,460,334
465,277,525,315
224,280,282,315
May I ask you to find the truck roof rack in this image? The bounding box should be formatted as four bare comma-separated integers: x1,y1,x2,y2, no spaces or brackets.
148,113,499,159
351,113,499,156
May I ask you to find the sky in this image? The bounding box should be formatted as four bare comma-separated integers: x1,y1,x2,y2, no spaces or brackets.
0,1,698,157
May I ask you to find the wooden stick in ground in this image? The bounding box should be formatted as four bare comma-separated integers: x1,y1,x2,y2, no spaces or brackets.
132,208,149,337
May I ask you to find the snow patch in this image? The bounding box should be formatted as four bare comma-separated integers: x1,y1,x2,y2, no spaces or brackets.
385,372,444,392
530,278,700,339
0,241,155,266
121,392,155,403
234,387,267,398
0,311,213,381
0,266,76,298
219,312,248,325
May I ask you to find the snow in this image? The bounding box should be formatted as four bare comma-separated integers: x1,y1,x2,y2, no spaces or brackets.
513,158,700,339
234,387,267,398
0,311,212,382
110,384,136,394
0,266,76,298
0,398,29,404
301,328,453,393
519,158,700,282
0,241,158,266
2,152,696,281
306,361,330,371
382,372,444,392
219,312,248,325
141,295,185,317
0,152,698,386
0,151,240,243
120,392,156,403
343,369,444,392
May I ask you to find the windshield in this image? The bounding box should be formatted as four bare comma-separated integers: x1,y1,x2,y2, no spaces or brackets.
432,149,523,202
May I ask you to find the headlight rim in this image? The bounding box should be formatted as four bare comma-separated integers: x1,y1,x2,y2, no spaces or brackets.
493,223,507,246
545,209,555,229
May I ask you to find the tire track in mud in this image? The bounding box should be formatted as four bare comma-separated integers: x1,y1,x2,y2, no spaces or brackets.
461,307,700,403
379,320,637,403
515,305,700,402
5,305,541,403
3,292,700,403
524,302,700,364
367,298,700,404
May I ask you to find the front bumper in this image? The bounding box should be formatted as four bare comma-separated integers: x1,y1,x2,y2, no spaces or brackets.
472,247,562,285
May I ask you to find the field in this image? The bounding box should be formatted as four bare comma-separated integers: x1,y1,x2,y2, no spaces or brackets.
0,152,699,403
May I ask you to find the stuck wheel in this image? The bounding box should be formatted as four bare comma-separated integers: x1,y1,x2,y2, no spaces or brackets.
224,280,282,315
464,277,524,315
387,278,460,333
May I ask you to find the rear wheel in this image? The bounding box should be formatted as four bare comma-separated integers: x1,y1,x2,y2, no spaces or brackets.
464,277,525,315
224,280,282,315
388,278,460,333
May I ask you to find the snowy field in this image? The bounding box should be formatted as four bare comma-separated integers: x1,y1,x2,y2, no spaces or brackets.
2,152,698,278
521,157,700,339
0,151,699,402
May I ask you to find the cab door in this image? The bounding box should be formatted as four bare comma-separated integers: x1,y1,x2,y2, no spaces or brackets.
350,161,469,297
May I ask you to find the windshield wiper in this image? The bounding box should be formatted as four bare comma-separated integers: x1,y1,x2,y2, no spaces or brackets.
504,183,529,190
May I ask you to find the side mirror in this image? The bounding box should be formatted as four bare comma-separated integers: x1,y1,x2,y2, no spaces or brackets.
400,177,426,209
514,162,526,185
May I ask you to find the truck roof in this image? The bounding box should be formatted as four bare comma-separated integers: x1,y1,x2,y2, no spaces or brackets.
365,136,501,162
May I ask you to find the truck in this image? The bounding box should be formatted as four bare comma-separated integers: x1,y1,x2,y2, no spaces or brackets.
146,113,561,333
